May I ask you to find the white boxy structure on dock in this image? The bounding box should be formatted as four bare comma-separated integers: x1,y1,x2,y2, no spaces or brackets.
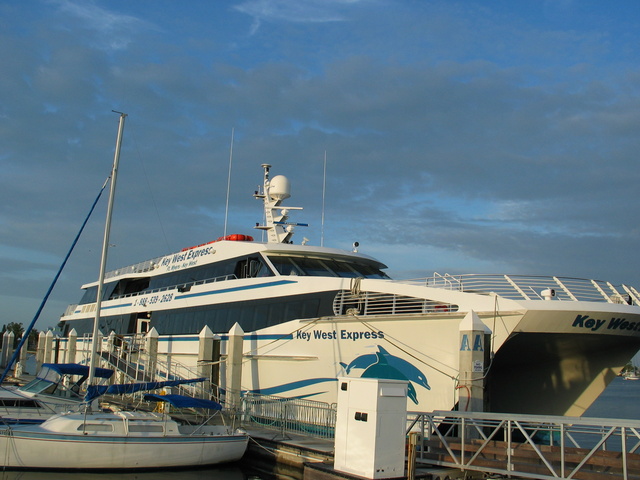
334,377,408,479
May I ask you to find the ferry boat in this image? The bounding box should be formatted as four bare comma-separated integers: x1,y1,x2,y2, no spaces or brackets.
58,164,640,416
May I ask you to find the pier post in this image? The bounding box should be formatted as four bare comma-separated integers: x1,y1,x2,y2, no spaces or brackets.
458,310,490,413
15,334,28,376
44,330,54,364
36,331,46,373
198,326,220,400
5,332,14,368
225,322,244,412
107,331,116,354
1,331,13,368
67,328,77,364
145,327,159,381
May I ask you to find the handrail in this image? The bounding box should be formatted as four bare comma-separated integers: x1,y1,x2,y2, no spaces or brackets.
399,274,637,304
78,334,212,401
409,410,640,480
241,392,336,440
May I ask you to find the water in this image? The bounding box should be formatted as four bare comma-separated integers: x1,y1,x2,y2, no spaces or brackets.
583,375,640,420
0,465,248,480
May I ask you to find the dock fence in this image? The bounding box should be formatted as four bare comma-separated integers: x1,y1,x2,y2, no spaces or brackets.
241,393,336,439
409,410,640,480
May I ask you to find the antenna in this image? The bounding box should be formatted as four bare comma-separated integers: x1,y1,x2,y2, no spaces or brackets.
321,151,327,247
223,127,234,237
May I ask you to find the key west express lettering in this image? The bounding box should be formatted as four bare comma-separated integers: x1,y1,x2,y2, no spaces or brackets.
572,314,640,332
295,329,384,341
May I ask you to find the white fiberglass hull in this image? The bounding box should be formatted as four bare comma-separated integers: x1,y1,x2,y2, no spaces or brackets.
0,421,248,470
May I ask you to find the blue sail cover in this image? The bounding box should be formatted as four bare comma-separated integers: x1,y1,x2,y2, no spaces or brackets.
144,393,222,410
84,377,206,403
42,363,114,379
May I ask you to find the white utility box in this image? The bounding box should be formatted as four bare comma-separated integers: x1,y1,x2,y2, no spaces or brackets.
333,377,408,479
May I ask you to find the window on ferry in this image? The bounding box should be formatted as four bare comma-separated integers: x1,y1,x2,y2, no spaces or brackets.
110,277,151,298
350,263,390,279
269,256,304,276
234,257,272,279
297,258,337,276
267,255,389,279
78,281,118,305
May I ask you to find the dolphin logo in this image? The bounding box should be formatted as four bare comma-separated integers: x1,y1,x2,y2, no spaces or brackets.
377,346,430,391
360,352,419,404
339,345,429,405
339,353,377,374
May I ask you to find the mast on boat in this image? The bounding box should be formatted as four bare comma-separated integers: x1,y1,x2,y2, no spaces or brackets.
87,111,127,387
253,164,307,244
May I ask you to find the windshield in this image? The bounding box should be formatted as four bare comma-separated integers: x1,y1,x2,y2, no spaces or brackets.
267,255,389,279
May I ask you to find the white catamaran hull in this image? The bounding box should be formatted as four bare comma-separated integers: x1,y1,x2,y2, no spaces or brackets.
234,305,640,416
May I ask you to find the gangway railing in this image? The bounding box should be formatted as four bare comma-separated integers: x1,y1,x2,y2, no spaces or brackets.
241,393,336,440
409,410,640,480
78,334,211,400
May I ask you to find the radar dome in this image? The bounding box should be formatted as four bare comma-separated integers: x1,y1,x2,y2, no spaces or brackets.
269,175,291,200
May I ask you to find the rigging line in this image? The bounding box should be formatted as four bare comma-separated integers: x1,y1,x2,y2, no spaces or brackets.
129,121,170,251
0,177,110,385
356,317,458,381
241,318,324,360
321,151,326,247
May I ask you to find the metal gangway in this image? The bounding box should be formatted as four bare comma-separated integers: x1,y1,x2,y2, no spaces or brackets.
79,333,212,400
409,410,640,480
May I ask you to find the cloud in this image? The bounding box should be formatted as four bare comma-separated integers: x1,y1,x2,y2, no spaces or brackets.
2,0,640,330
50,0,158,51
234,0,364,34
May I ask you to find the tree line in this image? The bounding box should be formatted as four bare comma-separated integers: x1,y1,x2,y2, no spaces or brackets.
1,323,40,351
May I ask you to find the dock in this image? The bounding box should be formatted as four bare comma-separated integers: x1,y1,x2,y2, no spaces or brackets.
241,408,640,480
5,347,640,479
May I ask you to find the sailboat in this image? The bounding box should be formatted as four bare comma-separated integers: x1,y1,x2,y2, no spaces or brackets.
0,394,249,469
0,363,113,424
0,113,248,470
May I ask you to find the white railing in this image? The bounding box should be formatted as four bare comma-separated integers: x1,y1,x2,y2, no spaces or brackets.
63,274,238,316
78,334,212,400
409,410,640,480
401,274,640,304
103,256,165,280
241,393,336,440
333,290,457,316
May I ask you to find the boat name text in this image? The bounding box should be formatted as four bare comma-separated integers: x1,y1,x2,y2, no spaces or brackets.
159,247,215,269
572,314,640,332
295,329,384,342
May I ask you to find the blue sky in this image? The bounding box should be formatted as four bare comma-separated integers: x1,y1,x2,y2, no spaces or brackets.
1,0,640,331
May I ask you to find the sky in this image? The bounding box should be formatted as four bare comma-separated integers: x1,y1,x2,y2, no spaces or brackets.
1,0,640,332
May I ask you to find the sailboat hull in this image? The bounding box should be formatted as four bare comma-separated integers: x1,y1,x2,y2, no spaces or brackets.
0,411,248,470
0,429,248,470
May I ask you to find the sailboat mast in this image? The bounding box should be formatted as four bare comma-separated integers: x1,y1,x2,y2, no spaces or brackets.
88,111,127,386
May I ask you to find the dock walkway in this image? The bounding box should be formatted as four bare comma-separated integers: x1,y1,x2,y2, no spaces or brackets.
243,410,640,480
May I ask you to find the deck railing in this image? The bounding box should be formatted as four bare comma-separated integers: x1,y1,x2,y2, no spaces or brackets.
401,274,640,304
241,393,336,440
410,410,640,480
